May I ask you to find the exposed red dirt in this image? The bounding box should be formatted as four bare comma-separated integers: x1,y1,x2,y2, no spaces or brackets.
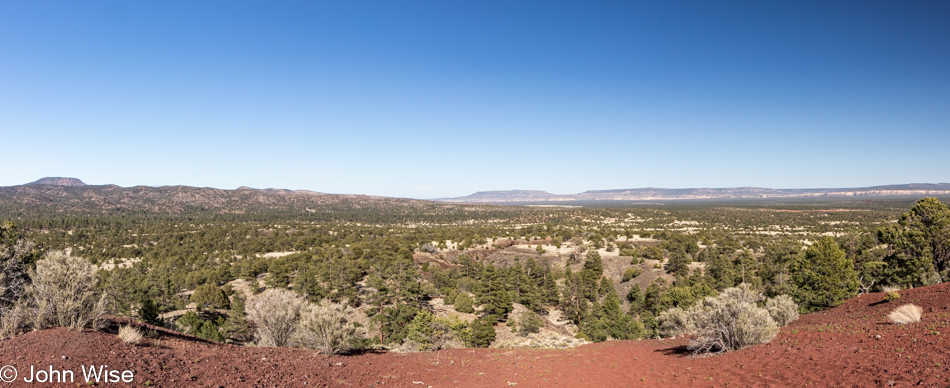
2,283,949,387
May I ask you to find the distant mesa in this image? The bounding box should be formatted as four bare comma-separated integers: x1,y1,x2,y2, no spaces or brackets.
26,177,86,187
438,184,950,203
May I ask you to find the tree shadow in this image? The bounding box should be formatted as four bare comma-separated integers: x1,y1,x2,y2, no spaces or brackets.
339,348,389,356
655,345,691,357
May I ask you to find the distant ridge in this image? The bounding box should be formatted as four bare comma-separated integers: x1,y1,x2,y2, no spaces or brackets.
438,184,950,203
26,177,86,187
0,181,438,218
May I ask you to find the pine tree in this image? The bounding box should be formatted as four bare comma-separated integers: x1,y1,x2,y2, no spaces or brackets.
474,264,512,319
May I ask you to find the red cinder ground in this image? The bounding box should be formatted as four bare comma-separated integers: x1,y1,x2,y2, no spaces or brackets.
2,283,949,387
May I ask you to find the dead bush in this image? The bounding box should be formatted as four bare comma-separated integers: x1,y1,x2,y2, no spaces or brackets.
29,251,107,331
764,294,799,327
246,288,306,347
887,304,922,325
687,284,778,354
292,300,363,355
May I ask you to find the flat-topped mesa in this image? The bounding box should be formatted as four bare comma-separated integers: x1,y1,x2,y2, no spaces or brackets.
26,177,86,187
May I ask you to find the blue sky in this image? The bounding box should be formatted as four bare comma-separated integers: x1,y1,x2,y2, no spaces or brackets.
2,1,948,198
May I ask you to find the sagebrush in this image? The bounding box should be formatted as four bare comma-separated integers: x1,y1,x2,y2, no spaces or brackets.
292,300,363,355
764,294,799,326
29,251,108,331
246,288,306,347
686,284,780,354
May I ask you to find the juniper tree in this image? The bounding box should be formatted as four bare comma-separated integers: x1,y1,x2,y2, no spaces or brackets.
790,237,859,313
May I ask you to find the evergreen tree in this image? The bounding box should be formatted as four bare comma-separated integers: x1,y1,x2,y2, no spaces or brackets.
665,248,691,278
707,248,736,290
468,315,496,348
878,197,950,286
626,283,643,315
139,298,161,326
474,264,512,319
791,237,859,313
560,265,589,324
224,294,251,342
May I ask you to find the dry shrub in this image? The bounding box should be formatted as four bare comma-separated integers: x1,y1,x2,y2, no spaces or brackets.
292,300,363,355
118,325,144,344
656,307,695,338
765,295,799,327
887,304,922,325
29,251,107,331
687,284,778,355
246,288,306,347
881,285,902,293
0,301,28,338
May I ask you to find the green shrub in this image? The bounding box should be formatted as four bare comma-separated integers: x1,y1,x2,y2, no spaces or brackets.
622,267,643,283
453,293,475,314
191,284,230,310
884,291,901,302
405,310,469,351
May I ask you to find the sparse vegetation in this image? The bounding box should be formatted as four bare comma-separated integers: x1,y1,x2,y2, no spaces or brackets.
1,188,948,353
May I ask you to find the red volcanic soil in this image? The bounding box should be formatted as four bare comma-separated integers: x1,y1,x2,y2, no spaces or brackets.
2,284,950,387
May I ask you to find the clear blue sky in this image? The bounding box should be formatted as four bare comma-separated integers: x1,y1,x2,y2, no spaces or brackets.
2,1,948,198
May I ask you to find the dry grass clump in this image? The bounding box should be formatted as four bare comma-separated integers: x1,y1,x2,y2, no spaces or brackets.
118,324,144,344
887,304,922,325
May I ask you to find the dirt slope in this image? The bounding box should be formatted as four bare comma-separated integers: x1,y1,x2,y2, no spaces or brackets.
2,284,949,387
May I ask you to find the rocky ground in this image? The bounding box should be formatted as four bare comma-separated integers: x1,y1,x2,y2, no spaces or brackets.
2,283,949,387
